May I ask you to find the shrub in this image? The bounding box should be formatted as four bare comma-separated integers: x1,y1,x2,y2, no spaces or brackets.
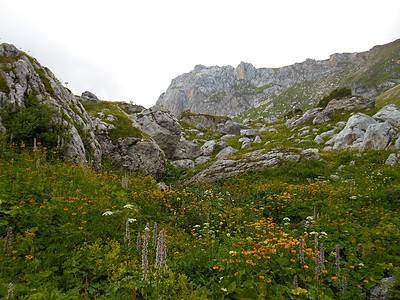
0,93,69,150
317,86,352,108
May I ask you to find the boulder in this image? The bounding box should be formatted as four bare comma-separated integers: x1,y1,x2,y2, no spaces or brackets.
313,108,334,125
215,146,239,159
286,108,323,128
385,153,398,166
221,134,236,141
330,113,377,150
80,91,100,103
373,104,400,127
253,136,262,143
195,156,211,164
360,122,395,151
201,140,217,156
326,96,375,111
132,106,181,158
171,159,195,169
240,129,261,137
217,120,250,135
367,277,395,300
173,138,202,159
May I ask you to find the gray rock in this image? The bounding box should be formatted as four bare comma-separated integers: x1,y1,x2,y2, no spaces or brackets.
302,148,320,158
253,136,262,143
80,91,100,103
331,113,377,150
171,159,195,169
186,129,200,135
286,108,323,128
313,108,334,125
216,141,228,149
240,129,260,137
360,122,395,151
215,146,239,159
385,153,398,166
221,134,236,141
173,138,202,159
326,96,375,111
368,277,395,300
195,123,207,131
217,120,250,135
373,104,400,127
201,140,217,156
133,106,181,158
195,156,211,164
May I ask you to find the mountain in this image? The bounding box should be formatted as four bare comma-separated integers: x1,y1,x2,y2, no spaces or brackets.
156,39,400,120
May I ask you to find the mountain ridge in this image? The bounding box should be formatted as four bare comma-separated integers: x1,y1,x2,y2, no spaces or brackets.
156,38,400,119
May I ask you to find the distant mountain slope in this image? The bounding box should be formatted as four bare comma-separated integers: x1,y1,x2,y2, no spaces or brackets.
156,39,400,120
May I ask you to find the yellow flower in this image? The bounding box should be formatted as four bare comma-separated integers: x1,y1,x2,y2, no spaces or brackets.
71,212,77,216
78,227,83,230
25,255,34,260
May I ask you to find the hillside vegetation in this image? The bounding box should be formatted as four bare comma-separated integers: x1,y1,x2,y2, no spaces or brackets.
1,138,400,299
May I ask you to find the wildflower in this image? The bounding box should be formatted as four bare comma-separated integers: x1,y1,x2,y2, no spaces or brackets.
153,222,158,248
155,229,167,280
293,275,298,291
315,253,320,276
123,204,134,209
128,218,137,222
283,217,290,222
4,227,12,257
78,227,83,230
142,224,150,282
299,237,305,264
124,219,131,249
7,283,13,299
342,276,347,294
102,211,113,216
335,245,340,278
25,255,34,259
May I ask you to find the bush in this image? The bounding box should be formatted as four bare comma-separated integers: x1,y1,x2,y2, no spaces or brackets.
317,86,352,108
0,93,69,150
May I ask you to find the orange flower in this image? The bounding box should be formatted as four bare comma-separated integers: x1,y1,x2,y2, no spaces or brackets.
266,279,272,283
350,265,355,269
259,275,265,280
78,227,83,230
71,212,77,216
304,265,309,269
63,208,68,211
331,276,337,280
234,272,239,276
25,255,34,260
290,259,296,263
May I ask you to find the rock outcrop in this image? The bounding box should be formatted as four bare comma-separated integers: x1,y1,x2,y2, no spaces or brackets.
0,43,102,167
131,106,181,158
156,39,400,118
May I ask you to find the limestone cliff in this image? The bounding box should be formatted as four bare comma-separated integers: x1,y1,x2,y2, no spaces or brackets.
156,39,400,119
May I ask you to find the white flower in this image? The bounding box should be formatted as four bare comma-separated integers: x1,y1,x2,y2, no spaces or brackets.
204,222,210,228
102,211,113,216
123,204,134,209
229,250,237,254
284,223,290,226
194,224,201,228
226,233,231,237
310,231,318,235
306,216,314,221
283,217,291,222
128,218,137,222
221,288,227,292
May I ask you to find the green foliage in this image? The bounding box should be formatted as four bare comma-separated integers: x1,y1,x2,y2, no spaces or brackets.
0,73,10,94
0,93,69,150
316,86,352,108
82,101,150,143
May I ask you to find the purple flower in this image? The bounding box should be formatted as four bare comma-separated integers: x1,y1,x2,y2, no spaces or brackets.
153,222,158,248
299,237,305,264
155,229,167,280
315,252,320,276
335,244,340,278
342,276,347,294
4,227,12,257
142,224,150,282
293,275,298,291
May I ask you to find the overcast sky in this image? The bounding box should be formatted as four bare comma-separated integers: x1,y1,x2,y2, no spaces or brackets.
1,0,399,108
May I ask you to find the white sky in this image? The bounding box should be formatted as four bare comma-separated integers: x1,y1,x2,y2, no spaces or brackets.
1,0,399,108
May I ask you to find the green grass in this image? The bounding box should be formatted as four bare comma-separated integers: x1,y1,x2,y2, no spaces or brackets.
0,73,10,94
82,101,151,143
376,84,400,108
2,143,400,298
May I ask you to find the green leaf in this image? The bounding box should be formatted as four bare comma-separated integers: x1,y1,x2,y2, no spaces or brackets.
227,281,237,293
